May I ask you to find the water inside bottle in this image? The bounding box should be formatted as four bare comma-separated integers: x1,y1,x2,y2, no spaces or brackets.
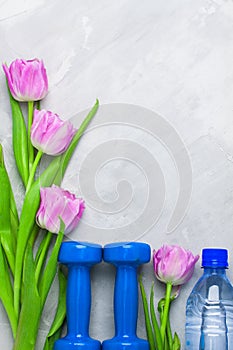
199,285,228,350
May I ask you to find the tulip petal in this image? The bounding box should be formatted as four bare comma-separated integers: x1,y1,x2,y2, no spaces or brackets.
31,110,76,156
36,185,85,235
2,58,48,102
153,245,199,286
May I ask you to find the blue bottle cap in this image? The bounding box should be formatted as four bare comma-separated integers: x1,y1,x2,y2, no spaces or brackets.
202,248,228,268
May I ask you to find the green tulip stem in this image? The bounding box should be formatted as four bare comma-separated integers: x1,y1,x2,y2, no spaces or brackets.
26,150,43,194
27,101,34,172
166,310,173,349
160,282,172,345
35,232,53,284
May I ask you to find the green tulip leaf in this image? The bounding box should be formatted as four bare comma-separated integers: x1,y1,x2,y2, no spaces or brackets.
172,332,181,350
35,232,53,284
46,268,66,337
39,221,65,307
13,245,41,350
43,268,66,350
139,277,155,350
53,98,99,184
150,283,162,350
0,145,17,273
43,328,62,350
0,242,17,337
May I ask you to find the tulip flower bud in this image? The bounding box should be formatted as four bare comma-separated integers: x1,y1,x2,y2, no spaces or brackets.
36,185,85,234
153,245,199,286
2,58,48,102
31,109,76,155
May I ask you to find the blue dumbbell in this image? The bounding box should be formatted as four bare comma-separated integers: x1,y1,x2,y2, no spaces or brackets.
102,242,151,350
54,241,102,350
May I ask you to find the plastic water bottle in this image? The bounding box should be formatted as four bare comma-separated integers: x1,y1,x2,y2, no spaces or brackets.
185,248,233,350
199,285,228,349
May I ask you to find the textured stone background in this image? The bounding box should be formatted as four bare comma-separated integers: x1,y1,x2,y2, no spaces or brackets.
0,0,233,348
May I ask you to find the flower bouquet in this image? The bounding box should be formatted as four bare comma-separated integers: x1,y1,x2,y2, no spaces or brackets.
0,58,98,349
140,244,199,350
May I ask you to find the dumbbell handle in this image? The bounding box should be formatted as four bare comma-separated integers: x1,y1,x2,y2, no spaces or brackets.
67,265,91,337
114,264,138,337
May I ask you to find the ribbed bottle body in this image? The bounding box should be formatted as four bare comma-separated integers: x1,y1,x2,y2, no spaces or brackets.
185,269,233,350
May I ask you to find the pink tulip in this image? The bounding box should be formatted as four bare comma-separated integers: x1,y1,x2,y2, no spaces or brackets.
31,109,76,155
36,185,85,234
153,245,199,286
2,58,48,102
